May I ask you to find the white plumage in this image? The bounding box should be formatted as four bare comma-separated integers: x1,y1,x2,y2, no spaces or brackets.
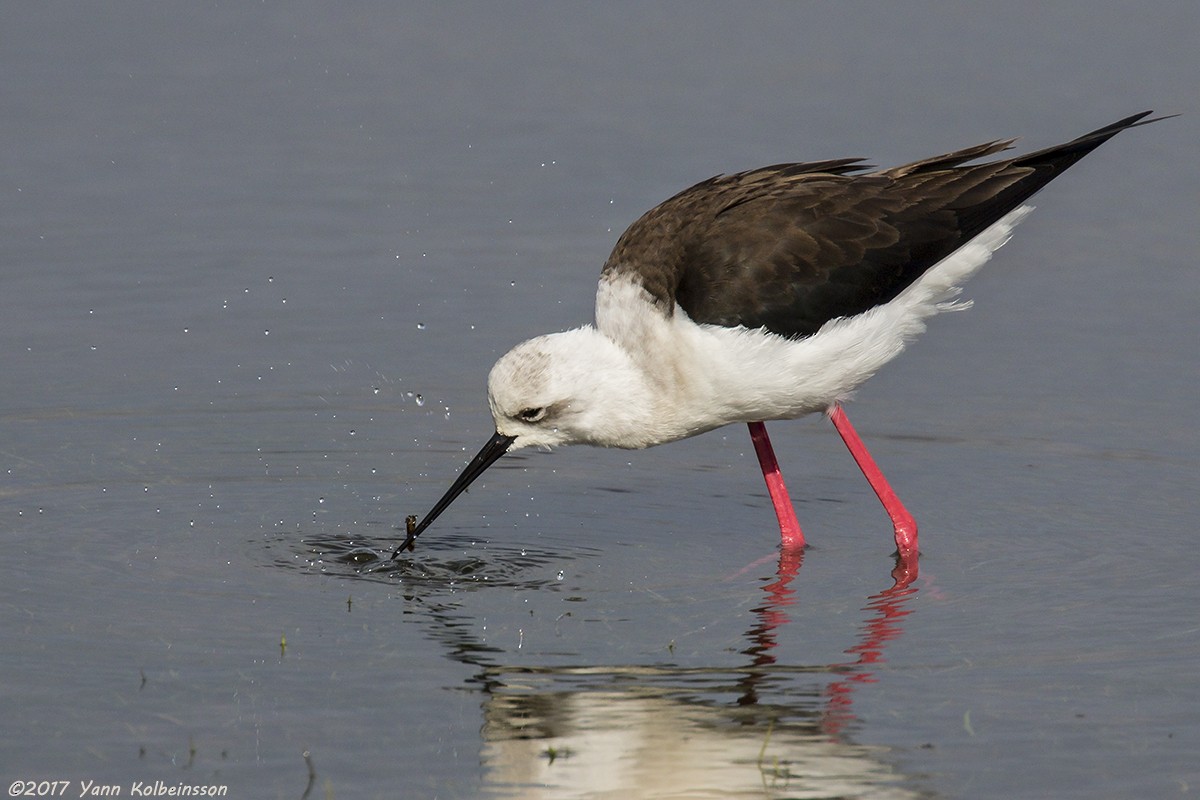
487,206,1032,451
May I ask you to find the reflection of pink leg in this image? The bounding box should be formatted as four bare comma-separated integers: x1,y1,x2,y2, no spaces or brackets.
747,422,806,550
821,548,920,737
829,405,918,556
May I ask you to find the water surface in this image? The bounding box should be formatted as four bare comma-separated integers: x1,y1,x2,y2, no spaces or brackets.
3,4,1198,798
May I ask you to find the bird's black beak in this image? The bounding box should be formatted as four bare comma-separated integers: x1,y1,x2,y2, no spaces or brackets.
391,431,516,558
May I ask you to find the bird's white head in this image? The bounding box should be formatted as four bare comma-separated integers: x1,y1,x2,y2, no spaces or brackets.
391,325,662,559
487,326,658,450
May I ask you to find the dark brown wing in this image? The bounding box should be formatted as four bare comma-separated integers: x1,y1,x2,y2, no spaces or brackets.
601,111,1163,338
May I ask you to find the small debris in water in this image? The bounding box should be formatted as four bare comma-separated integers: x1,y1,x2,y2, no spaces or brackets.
541,746,573,764
396,514,418,554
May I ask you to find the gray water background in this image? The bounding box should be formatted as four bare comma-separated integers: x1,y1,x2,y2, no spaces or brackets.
3,4,1198,798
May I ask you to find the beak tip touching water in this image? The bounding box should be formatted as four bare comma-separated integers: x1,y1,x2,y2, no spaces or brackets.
391,431,516,560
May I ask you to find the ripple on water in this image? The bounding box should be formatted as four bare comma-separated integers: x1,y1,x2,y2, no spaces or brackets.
273,527,583,592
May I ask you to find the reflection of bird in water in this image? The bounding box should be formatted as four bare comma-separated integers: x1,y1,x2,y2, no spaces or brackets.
482,688,920,799
477,552,924,798
397,112,1167,560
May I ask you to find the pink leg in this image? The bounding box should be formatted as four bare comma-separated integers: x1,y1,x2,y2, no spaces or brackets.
747,421,806,550
829,405,918,556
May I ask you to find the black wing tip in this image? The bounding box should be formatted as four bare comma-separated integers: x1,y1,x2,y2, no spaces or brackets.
1073,110,1177,141
1009,109,1175,170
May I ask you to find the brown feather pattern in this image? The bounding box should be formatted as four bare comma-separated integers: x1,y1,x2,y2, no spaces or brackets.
601,111,1164,339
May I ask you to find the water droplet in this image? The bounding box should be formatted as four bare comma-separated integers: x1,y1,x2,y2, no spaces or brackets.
416,322,426,331
414,394,425,407
348,429,356,436
556,570,565,581
318,497,325,504
264,329,270,336
372,386,380,395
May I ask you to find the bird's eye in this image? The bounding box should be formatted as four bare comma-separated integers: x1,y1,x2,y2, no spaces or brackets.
517,407,545,422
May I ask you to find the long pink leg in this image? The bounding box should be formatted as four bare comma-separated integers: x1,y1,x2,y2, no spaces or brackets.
747,421,806,550
829,405,918,555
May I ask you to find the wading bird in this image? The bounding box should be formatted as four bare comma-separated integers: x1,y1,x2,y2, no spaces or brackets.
394,111,1167,560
